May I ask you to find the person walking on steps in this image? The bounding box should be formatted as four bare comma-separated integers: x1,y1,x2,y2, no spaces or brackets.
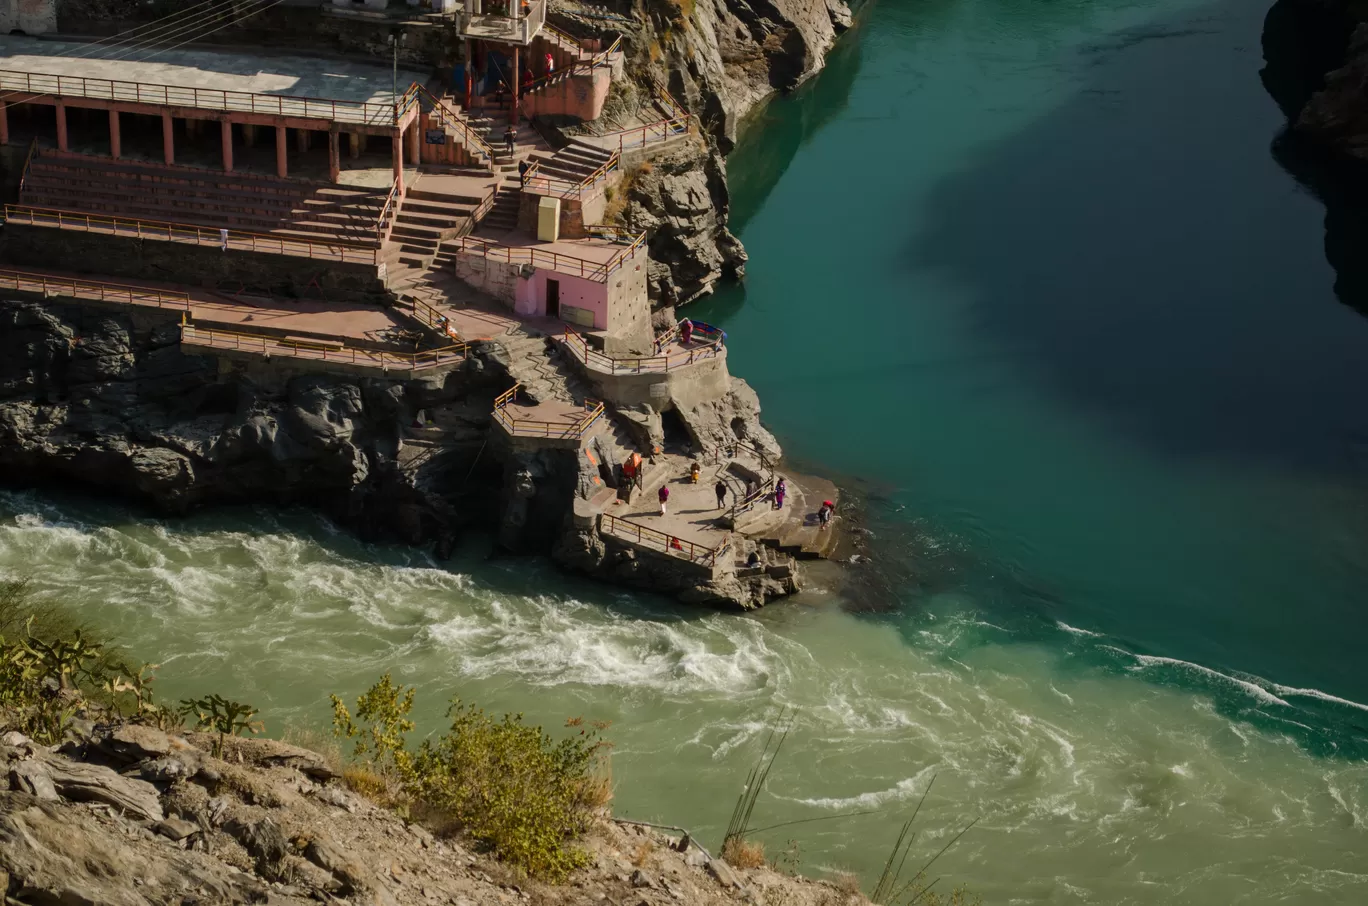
503,124,517,156
544,51,555,77
658,485,670,516
518,158,530,187
715,479,728,509
774,477,787,510
680,318,694,347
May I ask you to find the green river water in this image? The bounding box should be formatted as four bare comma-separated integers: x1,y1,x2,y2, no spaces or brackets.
4,0,1368,902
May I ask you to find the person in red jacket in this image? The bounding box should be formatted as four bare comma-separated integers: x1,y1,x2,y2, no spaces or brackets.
544,51,555,77
658,485,670,516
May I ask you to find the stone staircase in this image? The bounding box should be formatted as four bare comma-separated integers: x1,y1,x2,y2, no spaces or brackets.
526,141,616,189
501,330,639,469
381,176,489,283
19,151,384,249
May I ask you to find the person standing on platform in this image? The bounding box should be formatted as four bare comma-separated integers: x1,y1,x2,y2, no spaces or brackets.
715,479,728,509
658,485,670,516
503,124,517,156
774,477,787,510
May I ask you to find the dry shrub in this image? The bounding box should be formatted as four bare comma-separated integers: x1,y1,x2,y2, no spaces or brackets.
629,839,654,867
721,836,766,870
342,764,394,804
830,870,861,896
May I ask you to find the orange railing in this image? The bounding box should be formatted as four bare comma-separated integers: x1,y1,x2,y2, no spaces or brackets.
4,205,382,265
520,148,620,200
449,230,644,282
417,84,496,166
599,512,731,567
492,383,605,439
16,137,38,197
0,70,409,127
561,322,723,375
181,323,466,371
0,268,191,310
375,177,401,244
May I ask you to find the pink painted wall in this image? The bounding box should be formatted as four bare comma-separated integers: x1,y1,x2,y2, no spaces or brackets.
521,267,609,329
521,69,611,122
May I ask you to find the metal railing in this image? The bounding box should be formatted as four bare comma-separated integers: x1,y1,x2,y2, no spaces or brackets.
417,84,496,165
492,383,605,438
0,268,191,310
729,473,776,526
4,205,382,265
599,512,731,567
462,0,546,44
561,323,722,375
376,177,401,244
16,137,38,197
448,230,644,282
181,323,466,371
0,69,409,127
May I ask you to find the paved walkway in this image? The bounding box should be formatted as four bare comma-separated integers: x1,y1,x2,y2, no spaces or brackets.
4,267,418,346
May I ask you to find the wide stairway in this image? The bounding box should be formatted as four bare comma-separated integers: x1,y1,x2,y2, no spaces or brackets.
19,151,385,247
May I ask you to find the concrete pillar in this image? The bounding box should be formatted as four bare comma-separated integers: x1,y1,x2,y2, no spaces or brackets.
242,123,257,148
511,46,520,126
295,128,310,152
108,110,121,159
0,104,8,146
407,120,420,165
328,128,340,182
392,129,404,195
162,112,174,165
464,39,473,110
275,126,287,178
55,102,67,152
348,132,362,160
221,120,233,173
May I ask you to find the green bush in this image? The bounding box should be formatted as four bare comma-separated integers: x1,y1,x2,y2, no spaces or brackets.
332,674,610,881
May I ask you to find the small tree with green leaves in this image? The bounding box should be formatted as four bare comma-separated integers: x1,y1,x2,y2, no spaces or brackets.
180,694,264,757
330,674,610,882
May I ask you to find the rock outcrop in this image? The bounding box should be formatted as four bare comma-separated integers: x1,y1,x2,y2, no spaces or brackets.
621,145,749,303
0,301,496,544
558,0,852,302
0,724,863,906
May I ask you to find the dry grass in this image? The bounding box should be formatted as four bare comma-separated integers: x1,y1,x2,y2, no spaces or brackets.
722,836,766,870
281,725,344,775
830,870,862,896
603,161,653,224
629,839,654,867
342,764,394,804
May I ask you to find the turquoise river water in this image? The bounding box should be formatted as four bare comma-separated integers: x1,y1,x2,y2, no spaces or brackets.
4,0,1368,902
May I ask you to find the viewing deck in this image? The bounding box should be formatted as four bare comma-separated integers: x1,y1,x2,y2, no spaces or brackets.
0,38,425,130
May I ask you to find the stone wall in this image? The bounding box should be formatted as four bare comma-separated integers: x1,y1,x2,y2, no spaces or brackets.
1,0,56,34
603,245,652,353
0,224,389,301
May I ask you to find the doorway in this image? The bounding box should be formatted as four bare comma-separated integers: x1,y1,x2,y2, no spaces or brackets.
546,279,560,319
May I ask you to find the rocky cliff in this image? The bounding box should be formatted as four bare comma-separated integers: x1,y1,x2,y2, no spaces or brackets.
0,723,863,906
0,301,498,545
557,0,852,303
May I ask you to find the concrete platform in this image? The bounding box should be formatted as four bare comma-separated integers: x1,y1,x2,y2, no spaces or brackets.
0,37,426,111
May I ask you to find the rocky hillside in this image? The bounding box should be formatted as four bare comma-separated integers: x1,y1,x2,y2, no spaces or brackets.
555,0,852,303
0,723,864,906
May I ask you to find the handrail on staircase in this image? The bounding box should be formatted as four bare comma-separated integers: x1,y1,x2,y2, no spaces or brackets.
16,137,38,198
416,84,496,167
375,177,401,244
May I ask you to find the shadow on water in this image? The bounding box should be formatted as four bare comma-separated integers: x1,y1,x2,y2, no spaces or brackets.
1260,0,1368,316
908,0,1368,476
